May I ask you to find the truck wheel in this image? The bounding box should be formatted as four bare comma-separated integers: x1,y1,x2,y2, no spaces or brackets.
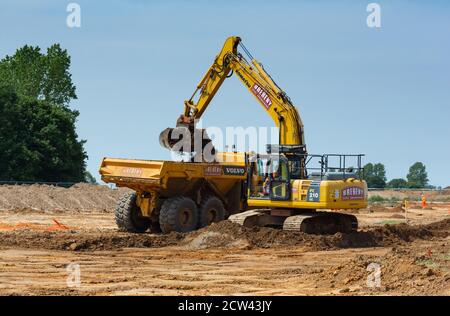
198,196,225,228
115,192,150,233
159,196,198,233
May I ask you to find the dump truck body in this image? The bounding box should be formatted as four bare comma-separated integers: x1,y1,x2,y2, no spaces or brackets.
99,153,248,233
100,158,245,197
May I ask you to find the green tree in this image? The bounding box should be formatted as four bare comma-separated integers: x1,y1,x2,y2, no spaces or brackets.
0,44,83,182
406,162,429,188
0,42,86,183
0,45,44,99
386,178,408,188
42,44,77,106
0,44,76,106
363,162,387,188
0,87,87,182
84,171,98,184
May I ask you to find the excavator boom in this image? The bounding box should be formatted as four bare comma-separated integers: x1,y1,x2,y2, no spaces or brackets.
159,36,305,155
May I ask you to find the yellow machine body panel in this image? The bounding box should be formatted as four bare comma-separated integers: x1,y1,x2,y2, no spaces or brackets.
248,179,368,210
99,153,246,194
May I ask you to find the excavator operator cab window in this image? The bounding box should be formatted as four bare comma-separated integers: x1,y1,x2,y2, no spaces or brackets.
249,157,278,199
269,157,291,201
249,157,273,198
248,155,291,201
287,158,302,179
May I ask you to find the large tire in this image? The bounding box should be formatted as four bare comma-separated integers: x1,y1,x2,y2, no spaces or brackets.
198,196,225,228
115,192,150,233
159,196,198,233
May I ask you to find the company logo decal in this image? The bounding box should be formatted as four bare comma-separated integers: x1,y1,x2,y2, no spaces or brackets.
204,165,222,176
251,84,272,109
342,186,365,200
223,166,246,176
121,167,143,177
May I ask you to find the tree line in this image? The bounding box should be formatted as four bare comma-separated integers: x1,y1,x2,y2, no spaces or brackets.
363,162,430,189
0,44,94,183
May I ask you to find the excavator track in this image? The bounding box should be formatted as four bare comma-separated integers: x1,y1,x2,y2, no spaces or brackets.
228,209,285,228
229,209,358,234
282,212,357,234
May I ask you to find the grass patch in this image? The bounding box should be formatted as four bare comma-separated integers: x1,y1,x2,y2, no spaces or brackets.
368,195,403,205
389,196,401,203
417,259,440,270
434,196,450,202
369,195,387,203
375,220,404,225
416,253,450,273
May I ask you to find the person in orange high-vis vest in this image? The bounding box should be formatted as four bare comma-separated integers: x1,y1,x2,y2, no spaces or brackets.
421,193,427,209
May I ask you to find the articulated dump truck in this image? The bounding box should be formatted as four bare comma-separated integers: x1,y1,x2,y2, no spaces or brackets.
99,152,248,233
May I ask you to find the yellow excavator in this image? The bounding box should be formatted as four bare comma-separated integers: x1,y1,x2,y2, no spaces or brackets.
158,36,367,233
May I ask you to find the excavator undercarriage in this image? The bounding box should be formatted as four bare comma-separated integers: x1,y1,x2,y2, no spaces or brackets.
229,209,358,234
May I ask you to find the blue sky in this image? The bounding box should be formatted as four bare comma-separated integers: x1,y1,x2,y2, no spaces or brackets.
1,0,449,186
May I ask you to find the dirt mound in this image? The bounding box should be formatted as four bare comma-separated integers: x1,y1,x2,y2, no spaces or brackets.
390,205,405,212
366,205,389,213
365,204,404,213
0,230,184,251
182,219,450,250
0,218,448,252
185,231,250,249
390,214,405,219
319,242,450,295
0,184,130,213
369,189,450,200
184,221,326,249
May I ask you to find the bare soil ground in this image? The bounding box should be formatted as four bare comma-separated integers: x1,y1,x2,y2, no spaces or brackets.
369,189,450,202
0,183,130,212
0,184,449,296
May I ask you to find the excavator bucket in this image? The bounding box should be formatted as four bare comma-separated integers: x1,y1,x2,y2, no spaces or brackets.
159,126,216,158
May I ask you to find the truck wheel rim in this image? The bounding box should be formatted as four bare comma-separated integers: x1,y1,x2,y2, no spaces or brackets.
180,208,192,226
207,208,218,224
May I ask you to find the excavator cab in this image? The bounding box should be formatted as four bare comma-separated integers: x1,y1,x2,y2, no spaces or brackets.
269,157,291,201
238,152,366,234
248,154,292,201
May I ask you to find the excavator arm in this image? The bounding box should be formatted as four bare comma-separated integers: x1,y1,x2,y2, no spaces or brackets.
182,36,240,119
160,36,305,153
180,36,304,146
